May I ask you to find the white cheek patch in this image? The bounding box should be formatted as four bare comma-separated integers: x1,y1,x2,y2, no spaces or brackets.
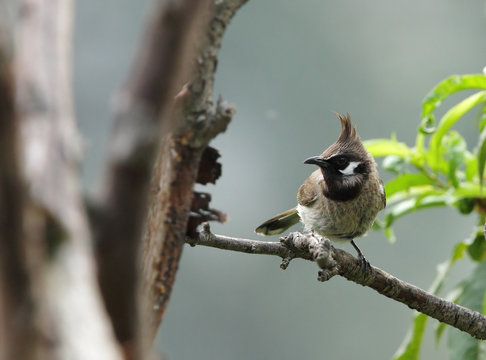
339,161,361,176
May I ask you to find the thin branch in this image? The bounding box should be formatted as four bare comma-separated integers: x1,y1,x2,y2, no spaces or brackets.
190,223,486,340
181,0,249,147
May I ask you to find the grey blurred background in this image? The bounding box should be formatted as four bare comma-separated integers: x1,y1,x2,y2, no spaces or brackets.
75,1,486,359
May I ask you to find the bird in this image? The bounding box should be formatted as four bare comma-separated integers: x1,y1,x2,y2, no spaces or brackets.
255,112,386,268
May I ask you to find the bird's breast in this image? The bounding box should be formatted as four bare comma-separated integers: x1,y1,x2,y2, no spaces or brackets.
297,175,384,241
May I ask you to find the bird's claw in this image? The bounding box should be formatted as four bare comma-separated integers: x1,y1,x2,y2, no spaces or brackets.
350,240,372,275
357,254,371,275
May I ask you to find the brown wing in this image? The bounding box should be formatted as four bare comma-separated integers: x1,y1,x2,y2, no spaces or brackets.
297,170,321,207
254,207,299,235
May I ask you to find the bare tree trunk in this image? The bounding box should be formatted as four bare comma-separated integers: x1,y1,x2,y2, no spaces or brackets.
0,8,39,359
12,0,121,358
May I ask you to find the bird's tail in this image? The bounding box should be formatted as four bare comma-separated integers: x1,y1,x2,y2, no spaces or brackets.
254,207,300,236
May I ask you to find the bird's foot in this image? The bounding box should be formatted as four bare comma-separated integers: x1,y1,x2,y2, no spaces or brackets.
351,240,372,275
357,253,371,275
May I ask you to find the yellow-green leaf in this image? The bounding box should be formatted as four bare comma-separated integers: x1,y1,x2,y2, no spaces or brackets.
477,126,486,188
428,91,486,171
363,139,413,158
385,173,435,198
420,74,486,133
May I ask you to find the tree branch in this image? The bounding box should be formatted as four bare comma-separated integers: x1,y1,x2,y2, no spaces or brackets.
139,0,247,340
94,0,222,356
190,223,486,340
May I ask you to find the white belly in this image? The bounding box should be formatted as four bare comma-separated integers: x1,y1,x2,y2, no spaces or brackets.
297,194,380,242
297,204,338,238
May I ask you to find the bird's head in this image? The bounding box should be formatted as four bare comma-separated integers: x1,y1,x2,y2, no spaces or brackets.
304,113,374,201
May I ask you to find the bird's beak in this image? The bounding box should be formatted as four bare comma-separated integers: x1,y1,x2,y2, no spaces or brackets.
304,156,328,167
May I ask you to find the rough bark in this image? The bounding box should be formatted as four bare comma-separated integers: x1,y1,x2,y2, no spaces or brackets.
94,0,223,354
139,0,247,341
191,224,486,340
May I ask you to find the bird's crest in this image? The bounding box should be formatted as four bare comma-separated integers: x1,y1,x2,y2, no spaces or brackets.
334,112,359,143
321,112,366,159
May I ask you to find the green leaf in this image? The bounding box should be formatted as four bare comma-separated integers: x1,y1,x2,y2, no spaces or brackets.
414,133,427,160
428,91,486,171
483,288,486,315
455,198,475,215
436,322,446,347
385,173,435,198
420,74,486,133
452,183,485,199
386,184,443,205
382,155,406,174
479,104,486,132
384,225,396,243
384,193,450,229
384,185,486,226
467,228,486,262
447,260,486,360
393,242,467,360
371,219,396,242
441,131,468,187
466,153,478,182
392,313,428,360
477,126,486,188
363,139,413,158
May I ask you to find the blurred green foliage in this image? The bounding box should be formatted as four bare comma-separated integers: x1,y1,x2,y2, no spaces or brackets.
364,73,486,360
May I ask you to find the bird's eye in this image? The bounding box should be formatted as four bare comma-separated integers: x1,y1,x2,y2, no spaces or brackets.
335,156,347,166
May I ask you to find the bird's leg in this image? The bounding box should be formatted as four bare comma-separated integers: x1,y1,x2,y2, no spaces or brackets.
351,240,371,273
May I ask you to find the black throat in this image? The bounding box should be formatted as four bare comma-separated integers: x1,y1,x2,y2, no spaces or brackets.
320,168,367,202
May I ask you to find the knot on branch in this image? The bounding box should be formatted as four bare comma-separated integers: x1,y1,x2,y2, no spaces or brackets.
280,232,314,256
279,232,339,280
279,232,313,269
189,221,213,247
309,236,339,282
180,94,235,149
